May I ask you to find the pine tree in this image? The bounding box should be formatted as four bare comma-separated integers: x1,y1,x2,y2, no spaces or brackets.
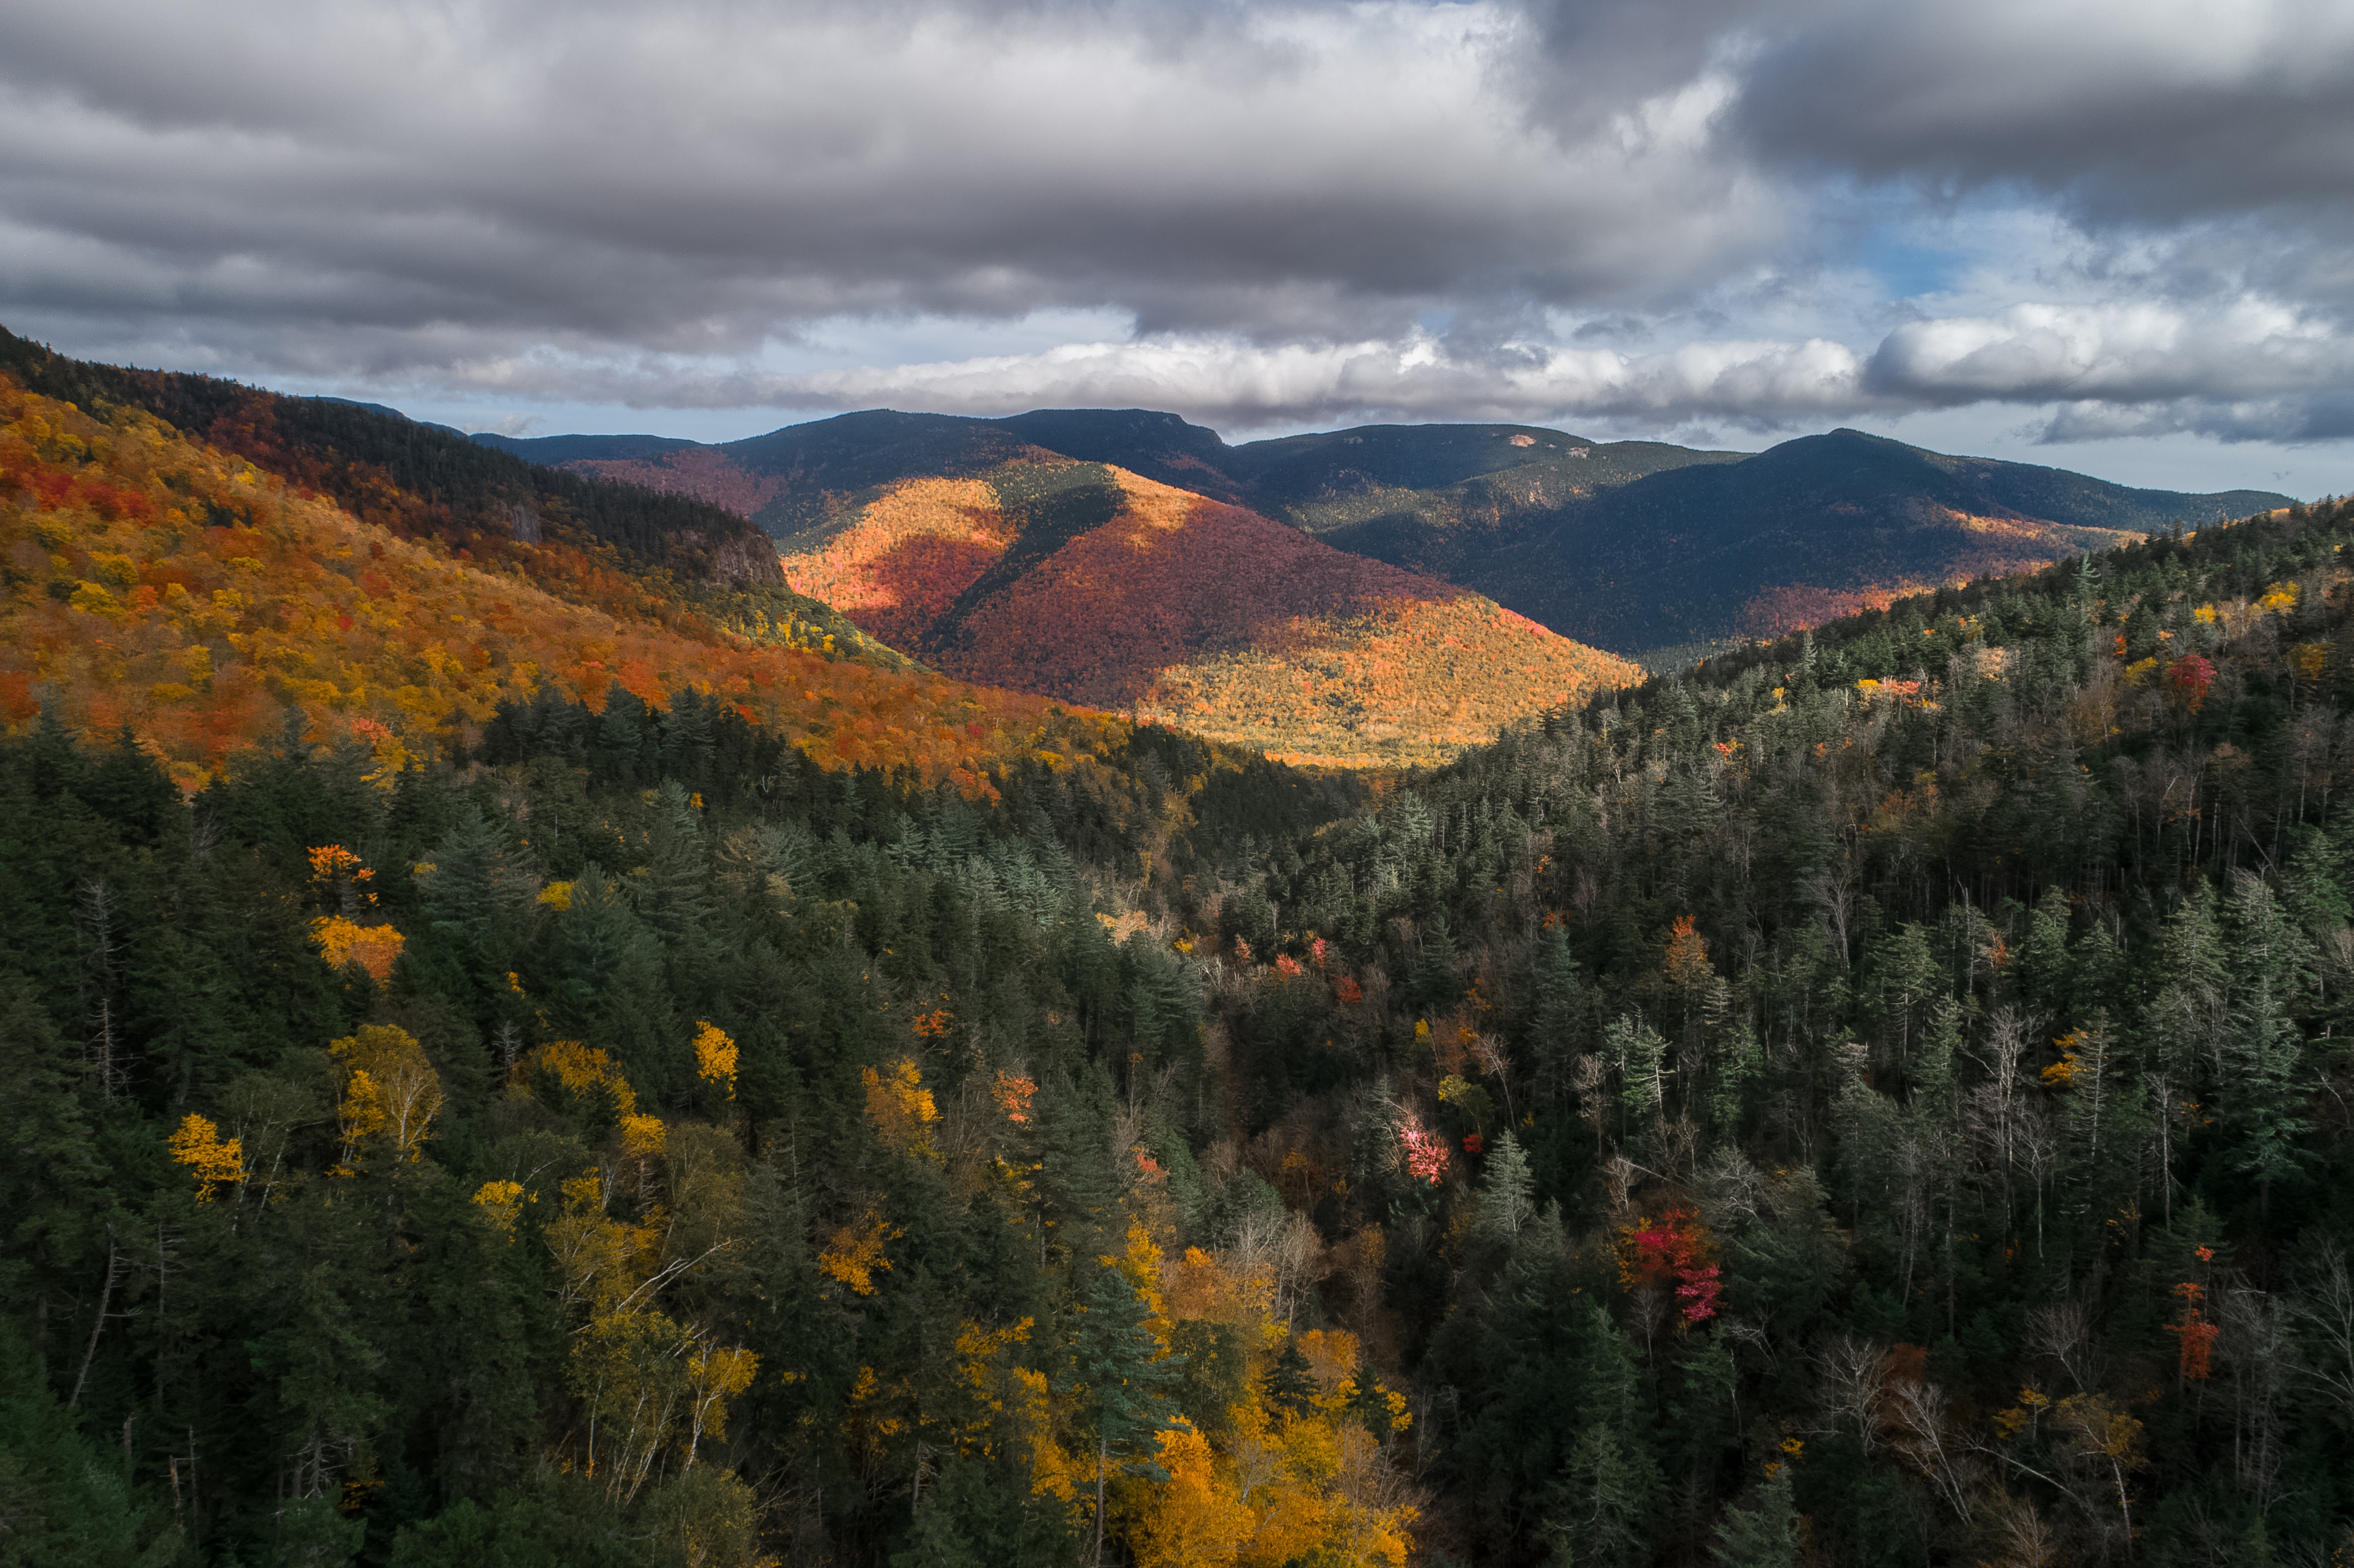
1476,1129,1537,1240
1063,1260,1185,1565
1709,1464,1797,1568
1411,915,1461,1014
1261,1338,1317,1420
1547,1421,1663,1568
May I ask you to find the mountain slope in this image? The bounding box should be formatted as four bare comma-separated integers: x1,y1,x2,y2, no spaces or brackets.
1476,427,2292,651
777,458,1638,767
0,377,1124,790
484,409,2290,656
0,325,911,672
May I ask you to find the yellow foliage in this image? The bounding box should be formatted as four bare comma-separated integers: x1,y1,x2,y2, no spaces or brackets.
571,1308,693,1505
1183,1352,1419,1568
537,880,574,910
473,1179,526,1236
1119,1220,1173,1346
1162,1246,1261,1326
863,1058,938,1156
328,1024,443,1165
693,1020,738,1098
310,915,405,980
1130,1427,1253,1568
1009,1365,1086,1506
548,1171,652,1316
686,1343,761,1457
620,1113,668,1160
167,1113,244,1202
818,1205,901,1295
1294,1329,1359,1409
519,1040,638,1117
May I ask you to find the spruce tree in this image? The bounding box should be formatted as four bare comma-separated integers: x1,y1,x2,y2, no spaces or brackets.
1709,1464,1797,1568
1476,1129,1537,1240
1063,1261,1185,1565
1261,1338,1317,1420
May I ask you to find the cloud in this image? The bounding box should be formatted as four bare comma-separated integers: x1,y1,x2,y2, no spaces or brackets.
1,0,2351,462
1734,0,2354,224
395,298,2354,443
413,331,1872,432
1859,299,2354,442
0,0,1782,364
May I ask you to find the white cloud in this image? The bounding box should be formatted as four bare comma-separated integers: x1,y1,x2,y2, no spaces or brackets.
1875,301,2344,400
1,0,2351,485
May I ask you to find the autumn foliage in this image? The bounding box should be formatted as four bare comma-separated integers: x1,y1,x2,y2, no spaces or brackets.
0,377,1129,790
782,464,1637,766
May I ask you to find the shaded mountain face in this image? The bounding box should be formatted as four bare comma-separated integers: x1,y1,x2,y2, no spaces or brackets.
772,455,1638,767
1471,429,2293,652
479,410,2295,656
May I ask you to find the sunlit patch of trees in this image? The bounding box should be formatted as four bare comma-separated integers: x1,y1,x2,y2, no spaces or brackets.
783,465,1639,769
0,380,1117,791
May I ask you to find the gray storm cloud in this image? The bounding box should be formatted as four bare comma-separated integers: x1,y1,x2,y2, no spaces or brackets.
2,0,2352,441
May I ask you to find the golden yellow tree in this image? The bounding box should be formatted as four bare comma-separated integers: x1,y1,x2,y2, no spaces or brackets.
167,1114,245,1203
327,1024,443,1167
1130,1427,1253,1568
692,1021,738,1098
864,1058,939,1158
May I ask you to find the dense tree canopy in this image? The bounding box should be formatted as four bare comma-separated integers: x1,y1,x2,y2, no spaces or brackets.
8,482,2354,1567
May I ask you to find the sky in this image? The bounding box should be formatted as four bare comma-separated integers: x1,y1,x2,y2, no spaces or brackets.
5,0,2353,496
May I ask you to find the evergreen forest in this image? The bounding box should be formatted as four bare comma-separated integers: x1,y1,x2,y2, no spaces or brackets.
11,449,2354,1568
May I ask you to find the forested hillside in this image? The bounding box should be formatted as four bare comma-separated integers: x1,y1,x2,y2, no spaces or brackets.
12,358,2354,1568
776,457,1637,768
0,376,1103,793
478,409,2289,662
0,327,902,669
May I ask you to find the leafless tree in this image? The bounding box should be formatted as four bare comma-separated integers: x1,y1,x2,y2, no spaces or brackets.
2283,1247,2354,1425
2027,1300,2103,1395
1814,1335,1889,1457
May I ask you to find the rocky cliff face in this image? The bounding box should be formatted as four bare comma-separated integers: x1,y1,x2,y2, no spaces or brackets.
704,532,787,587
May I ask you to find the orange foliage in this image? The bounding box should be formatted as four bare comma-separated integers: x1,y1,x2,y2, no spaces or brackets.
2168,1280,2218,1381
0,379,1125,791
781,478,1015,650
785,464,1637,768
1663,915,1713,991
311,915,405,980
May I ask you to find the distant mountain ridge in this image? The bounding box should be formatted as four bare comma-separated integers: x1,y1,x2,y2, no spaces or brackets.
478,410,2291,654
760,451,1639,767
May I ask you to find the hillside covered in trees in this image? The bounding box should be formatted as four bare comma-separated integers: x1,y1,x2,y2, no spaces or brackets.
773,457,1635,767
481,410,2288,661
0,373,1101,792
11,339,2354,1565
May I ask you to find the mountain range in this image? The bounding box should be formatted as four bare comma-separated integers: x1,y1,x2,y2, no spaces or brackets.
477,408,1648,766
760,452,1634,765
481,412,2292,657
0,329,1633,772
